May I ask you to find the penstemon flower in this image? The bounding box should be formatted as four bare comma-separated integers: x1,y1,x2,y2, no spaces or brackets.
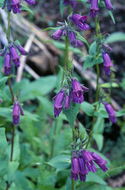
90,0,99,17
71,150,108,181
103,102,117,123
0,42,27,75
12,101,24,125
53,79,88,117
4,52,11,75
2,0,36,14
69,14,90,31
104,0,113,10
102,52,113,76
71,79,89,103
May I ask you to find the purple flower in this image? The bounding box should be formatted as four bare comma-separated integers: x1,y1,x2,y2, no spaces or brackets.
90,0,99,17
52,29,64,40
3,0,36,13
9,46,20,67
71,79,88,103
12,101,24,125
70,14,90,31
104,0,113,10
64,95,71,109
71,150,108,181
53,90,65,117
16,45,28,55
24,0,36,5
63,0,77,8
11,0,21,14
68,31,84,47
102,52,113,76
92,152,108,171
4,53,11,75
103,102,116,123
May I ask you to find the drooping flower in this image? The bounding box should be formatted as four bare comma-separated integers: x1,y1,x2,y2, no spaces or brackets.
64,95,71,109
68,31,84,47
90,0,99,17
102,52,113,76
3,0,36,13
52,29,64,40
4,53,11,75
15,44,28,55
63,0,77,8
103,102,117,123
12,101,24,125
69,14,90,31
71,150,108,181
71,79,88,103
104,0,113,10
0,42,27,75
53,90,65,117
10,45,20,67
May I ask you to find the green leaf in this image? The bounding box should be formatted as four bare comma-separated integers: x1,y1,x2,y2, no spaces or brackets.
76,32,89,48
21,4,33,14
47,155,70,172
81,101,94,116
93,134,103,151
89,42,97,55
0,76,9,90
105,32,125,43
108,11,116,24
86,172,106,185
63,103,80,127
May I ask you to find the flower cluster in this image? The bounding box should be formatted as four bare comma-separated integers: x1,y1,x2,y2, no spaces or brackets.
53,79,88,117
52,14,90,47
71,150,108,181
103,102,116,123
3,0,36,14
0,42,27,75
89,0,113,17
12,101,24,125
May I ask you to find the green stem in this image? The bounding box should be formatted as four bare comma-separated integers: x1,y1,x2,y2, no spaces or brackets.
86,16,101,148
95,64,100,102
72,179,75,190
7,12,11,42
10,125,15,161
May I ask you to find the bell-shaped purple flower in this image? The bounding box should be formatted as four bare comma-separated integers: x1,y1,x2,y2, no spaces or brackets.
90,0,99,17
103,102,116,123
64,95,71,109
68,31,84,47
104,0,113,10
16,45,28,55
52,29,64,40
24,0,36,5
4,53,11,75
53,90,65,117
9,46,20,67
102,52,113,76
11,0,21,14
12,101,24,125
71,79,88,104
92,152,108,171
71,154,79,181
70,14,90,31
